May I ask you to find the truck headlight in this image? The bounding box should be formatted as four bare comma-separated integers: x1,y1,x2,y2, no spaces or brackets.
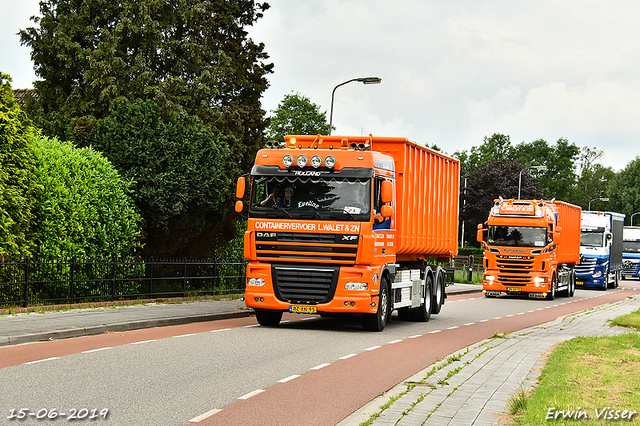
324,155,336,169
533,277,546,283
248,278,265,286
282,154,294,167
296,154,308,167
345,282,368,291
593,271,602,278
485,275,495,281
310,155,322,168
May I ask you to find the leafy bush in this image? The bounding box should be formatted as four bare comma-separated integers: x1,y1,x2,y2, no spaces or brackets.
31,135,143,259
0,73,37,257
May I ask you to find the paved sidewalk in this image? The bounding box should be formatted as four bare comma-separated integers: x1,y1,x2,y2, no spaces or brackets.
338,292,640,426
0,283,482,346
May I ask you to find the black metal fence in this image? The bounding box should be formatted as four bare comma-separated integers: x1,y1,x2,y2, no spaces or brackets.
0,257,246,308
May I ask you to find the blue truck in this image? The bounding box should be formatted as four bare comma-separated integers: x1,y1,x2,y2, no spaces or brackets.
575,211,625,290
622,226,640,280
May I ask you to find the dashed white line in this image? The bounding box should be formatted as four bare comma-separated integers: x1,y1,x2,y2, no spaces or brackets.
26,357,59,364
189,408,221,422
173,333,196,338
210,328,231,333
82,347,112,354
131,339,156,345
409,334,422,339
244,324,260,328
365,346,381,351
238,389,264,400
464,322,475,326
479,319,490,322
388,339,403,344
339,353,357,360
310,363,330,370
278,375,300,383
447,326,459,330
428,329,442,334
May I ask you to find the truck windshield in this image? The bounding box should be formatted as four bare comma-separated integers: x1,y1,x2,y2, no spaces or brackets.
249,176,371,220
624,241,640,253
581,230,605,248
488,226,547,247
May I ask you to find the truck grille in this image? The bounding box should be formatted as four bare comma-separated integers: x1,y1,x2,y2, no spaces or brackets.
272,264,339,304
575,258,597,275
256,232,359,264
496,255,534,286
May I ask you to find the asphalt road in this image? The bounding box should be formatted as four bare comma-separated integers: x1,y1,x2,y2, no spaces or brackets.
1,282,638,426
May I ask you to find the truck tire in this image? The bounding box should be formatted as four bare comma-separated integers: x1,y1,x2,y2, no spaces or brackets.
601,274,608,291
362,276,391,331
607,272,615,289
546,275,556,300
432,268,445,315
411,274,432,322
255,309,283,326
568,270,576,297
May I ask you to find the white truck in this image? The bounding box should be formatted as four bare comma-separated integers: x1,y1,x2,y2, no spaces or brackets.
575,211,625,289
622,226,640,280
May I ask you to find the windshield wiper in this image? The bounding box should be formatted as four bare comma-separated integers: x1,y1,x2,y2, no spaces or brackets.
299,209,325,220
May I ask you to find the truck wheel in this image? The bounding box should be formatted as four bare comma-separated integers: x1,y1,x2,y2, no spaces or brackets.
568,270,575,297
546,275,556,300
362,277,390,331
255,309,283,327
431,269,445,315
601,274,608,291
411,274,432,322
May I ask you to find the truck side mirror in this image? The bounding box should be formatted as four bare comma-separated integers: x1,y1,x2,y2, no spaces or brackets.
235,176,246,199
381,180,393,203
381,204,393,218
476,224,484,243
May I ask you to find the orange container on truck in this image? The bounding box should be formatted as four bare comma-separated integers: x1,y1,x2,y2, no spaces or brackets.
235,135,459,331
476,199,581,299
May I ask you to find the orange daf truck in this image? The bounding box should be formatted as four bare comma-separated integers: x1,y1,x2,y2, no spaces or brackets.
235,135,459,331
477,199,581,299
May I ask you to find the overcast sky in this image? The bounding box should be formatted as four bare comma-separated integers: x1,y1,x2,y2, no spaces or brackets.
2,0,639,171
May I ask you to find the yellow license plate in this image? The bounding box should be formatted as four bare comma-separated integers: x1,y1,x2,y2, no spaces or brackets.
507,287,522,292
576,281,583,285
289,305,317,314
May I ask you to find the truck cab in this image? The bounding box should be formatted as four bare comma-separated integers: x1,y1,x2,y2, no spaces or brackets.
477,199,580,299
575,211,624,289
623,226,640,280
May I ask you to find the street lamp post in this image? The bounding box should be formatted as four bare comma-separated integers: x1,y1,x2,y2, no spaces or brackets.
518,165,547,199
329,77,382,135
631,212,640,226
588,197,609,211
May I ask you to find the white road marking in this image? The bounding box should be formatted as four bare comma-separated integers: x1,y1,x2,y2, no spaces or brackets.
189,409,222,422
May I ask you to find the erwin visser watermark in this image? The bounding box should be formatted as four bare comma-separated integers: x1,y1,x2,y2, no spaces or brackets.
546,407,637,421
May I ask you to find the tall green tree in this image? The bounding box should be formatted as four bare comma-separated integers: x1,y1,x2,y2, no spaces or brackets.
93,100,230,257
267,92,331,141
574,146,615,210
608,157,640,224
455,133,514,178
20,0,273,256
512,138,580,201
0,73,37,257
